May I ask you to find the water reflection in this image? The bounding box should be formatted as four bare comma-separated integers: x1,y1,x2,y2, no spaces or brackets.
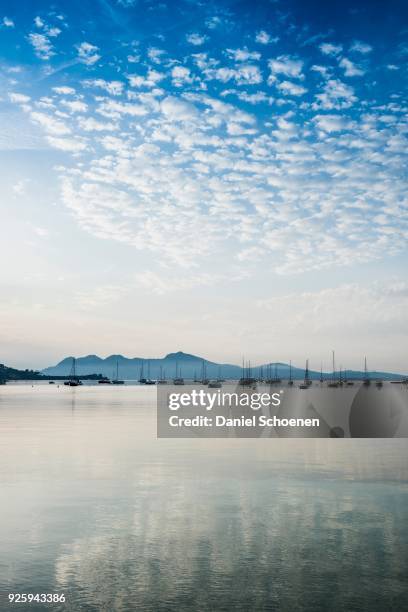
0,386,407,611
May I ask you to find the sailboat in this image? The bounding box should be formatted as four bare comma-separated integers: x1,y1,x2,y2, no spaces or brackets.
144,359,156,385
217,366,225,383
363,357,371,386
199,360,209,385
327,351,339,388
157,366,168,384
299,359,312,389
239,359,256,387
64,357,82,387
173,361,184,385
288,360,294,386
139,361,147,384
112,360,124,385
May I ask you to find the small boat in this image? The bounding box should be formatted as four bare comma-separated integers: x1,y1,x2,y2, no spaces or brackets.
139,361,147,384
362,357,371,386
197,360,209,384
217,367,225,383
239,377,257,387
328,351,339,387
173,362,184,385
208,380,222,388
112,361,124,385
49,381,55,385
288,360,294,386
98,378,111,384
157,366,167,384
64,358,82,387
301,359,312,388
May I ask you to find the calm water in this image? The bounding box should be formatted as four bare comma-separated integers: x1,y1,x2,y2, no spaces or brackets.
0,384,407,611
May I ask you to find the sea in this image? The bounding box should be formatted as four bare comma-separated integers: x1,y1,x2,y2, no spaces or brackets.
0,383,407,611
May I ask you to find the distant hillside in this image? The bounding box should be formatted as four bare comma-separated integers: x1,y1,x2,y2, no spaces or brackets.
0,363,104,382
41,352,407,381
0,363,44,381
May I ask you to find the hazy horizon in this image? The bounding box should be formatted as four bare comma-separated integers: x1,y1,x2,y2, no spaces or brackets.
1,0,407,372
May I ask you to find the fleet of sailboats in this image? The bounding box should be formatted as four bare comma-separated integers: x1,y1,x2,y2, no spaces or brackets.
55,354,394,388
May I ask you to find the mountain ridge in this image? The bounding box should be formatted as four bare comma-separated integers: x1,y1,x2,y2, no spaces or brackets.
41,352,407,381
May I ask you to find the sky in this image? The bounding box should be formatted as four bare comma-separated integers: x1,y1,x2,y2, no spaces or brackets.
0,0,407,372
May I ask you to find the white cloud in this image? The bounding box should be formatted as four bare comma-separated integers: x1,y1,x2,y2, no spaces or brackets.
13,180,27,195
234,64,262,85
171,65,192,87
213,64,262,85
53,86,76,95
313,114,352,132
161,96,198,121
257,282,408,336
186,32,208,46
226,48,261,62
47,137,87,152
313,79,357,110
16,30,406,285
82,79,124,95
96,99,148,119
77,117,117,132
9,92,31,104
61,99,88,113
33,17,61,38
255,30,278,45
319,42,343,56
28,33,54,60
205,16,222,29
77,42,100,66
30,111,71,136
339,57,364,77
127,69,165,88
268,55,304,78
277,81,307,96
2,16,14,27
350,40,372,54
147,47,165,64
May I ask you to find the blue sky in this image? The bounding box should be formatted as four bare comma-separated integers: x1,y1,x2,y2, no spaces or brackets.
0,0,407,371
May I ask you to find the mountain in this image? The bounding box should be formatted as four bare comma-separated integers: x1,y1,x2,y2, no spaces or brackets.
41,352,407,381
